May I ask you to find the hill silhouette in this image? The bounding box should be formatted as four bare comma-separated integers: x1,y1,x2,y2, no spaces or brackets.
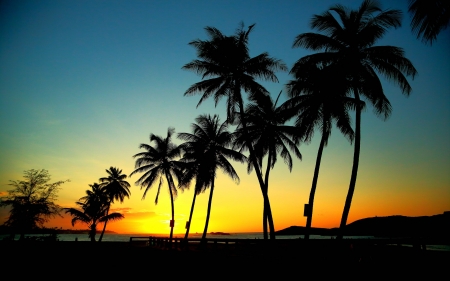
276,212,450,239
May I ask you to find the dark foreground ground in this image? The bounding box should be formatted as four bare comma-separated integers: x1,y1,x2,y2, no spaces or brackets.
1,240,448,279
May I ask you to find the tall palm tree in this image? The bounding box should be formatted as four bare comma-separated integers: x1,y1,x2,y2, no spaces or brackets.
178,114,245,242
183,23,286,239
130,128,184,242
408,0,450,45
97,167,131,242
293,0,417,238
285,63,361,239
233,91,302,237
65,183,124,242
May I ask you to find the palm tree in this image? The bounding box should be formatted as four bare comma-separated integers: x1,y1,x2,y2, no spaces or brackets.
65,183,124,242
408,0,450,45
97,167,131,242
178,114,245,243
285,63,361,239
233,91,302,237
292,0,417,238
130,128,184,242
183,23,287,239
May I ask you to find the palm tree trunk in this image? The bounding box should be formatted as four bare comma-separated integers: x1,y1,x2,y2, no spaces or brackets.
201,178,215,243
237,91,275,240
305,133,326,239
89,224,96,242
263,151,272,239
338,93,361,240
166,172,175,245
98,203,110,242
184,190,198,240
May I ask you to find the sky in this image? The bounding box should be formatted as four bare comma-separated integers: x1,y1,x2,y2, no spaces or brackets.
0,0,449,235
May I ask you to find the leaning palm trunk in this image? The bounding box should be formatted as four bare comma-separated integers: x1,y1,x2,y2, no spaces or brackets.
237,95,276,240
338,93,362,240
184,190,198,240
201,178,215,243
98,203,110,242
305,133,326,239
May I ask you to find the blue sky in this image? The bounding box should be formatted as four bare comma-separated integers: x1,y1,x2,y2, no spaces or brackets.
0,0,449,234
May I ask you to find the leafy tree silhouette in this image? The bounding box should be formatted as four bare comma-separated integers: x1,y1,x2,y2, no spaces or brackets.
0,169,68,240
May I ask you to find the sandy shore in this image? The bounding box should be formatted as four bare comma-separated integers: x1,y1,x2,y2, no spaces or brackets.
1,240,448,278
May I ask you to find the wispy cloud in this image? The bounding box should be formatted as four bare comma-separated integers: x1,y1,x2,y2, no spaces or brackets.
110,207,156,217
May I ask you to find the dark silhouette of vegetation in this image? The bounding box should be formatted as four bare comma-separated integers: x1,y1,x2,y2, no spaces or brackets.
233,91,301,236
292,0,417,239
0,169,68,240
285,64,361,239
130,128,184,242
178,114,245,242
64,183,124,242
408,0,450,45
183,23,286,239
97,167,131,242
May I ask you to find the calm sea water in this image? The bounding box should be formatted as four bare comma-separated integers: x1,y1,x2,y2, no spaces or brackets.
0,232,352,242
2,233,448,251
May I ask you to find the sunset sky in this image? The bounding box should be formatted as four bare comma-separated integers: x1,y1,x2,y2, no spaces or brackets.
1,0,449,235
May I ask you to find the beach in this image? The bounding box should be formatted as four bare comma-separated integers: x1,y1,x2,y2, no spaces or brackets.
1,239,449,278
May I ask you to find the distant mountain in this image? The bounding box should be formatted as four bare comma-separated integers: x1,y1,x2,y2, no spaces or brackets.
276,212,450,239
275,226,330,236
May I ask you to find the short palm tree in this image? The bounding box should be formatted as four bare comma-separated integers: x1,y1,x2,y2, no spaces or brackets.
408,0,450,45
286,63,361,239
178,114,245,242
97,167,131,242
293,0,417,238
233,91,302,238
130,128,184,242
65,183,124,242
183,23,286,239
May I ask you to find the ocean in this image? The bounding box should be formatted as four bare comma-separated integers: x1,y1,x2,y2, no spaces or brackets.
1,233,448,251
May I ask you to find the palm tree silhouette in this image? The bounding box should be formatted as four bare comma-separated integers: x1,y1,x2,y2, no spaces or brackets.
183,23,286,239
130,128,184,242
408,0,450,45
65,183,124,242
233,91,301,237
178,114,245,243
286,64,361,239
293,0,417,238
97,167,131,242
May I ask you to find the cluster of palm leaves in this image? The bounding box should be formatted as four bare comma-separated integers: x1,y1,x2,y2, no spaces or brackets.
64,167,130,242
131,0,449,241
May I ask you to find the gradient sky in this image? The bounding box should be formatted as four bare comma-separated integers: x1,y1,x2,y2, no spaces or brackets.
1,0,449,235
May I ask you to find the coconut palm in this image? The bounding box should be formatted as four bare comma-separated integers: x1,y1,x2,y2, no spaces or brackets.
65,183,124,242
183,23,286,239
178,114,245,242
233,91,302,236
130,128,184,242
408,0,450,45
97,167,131,242
292,0,417,238
285,63,362,239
